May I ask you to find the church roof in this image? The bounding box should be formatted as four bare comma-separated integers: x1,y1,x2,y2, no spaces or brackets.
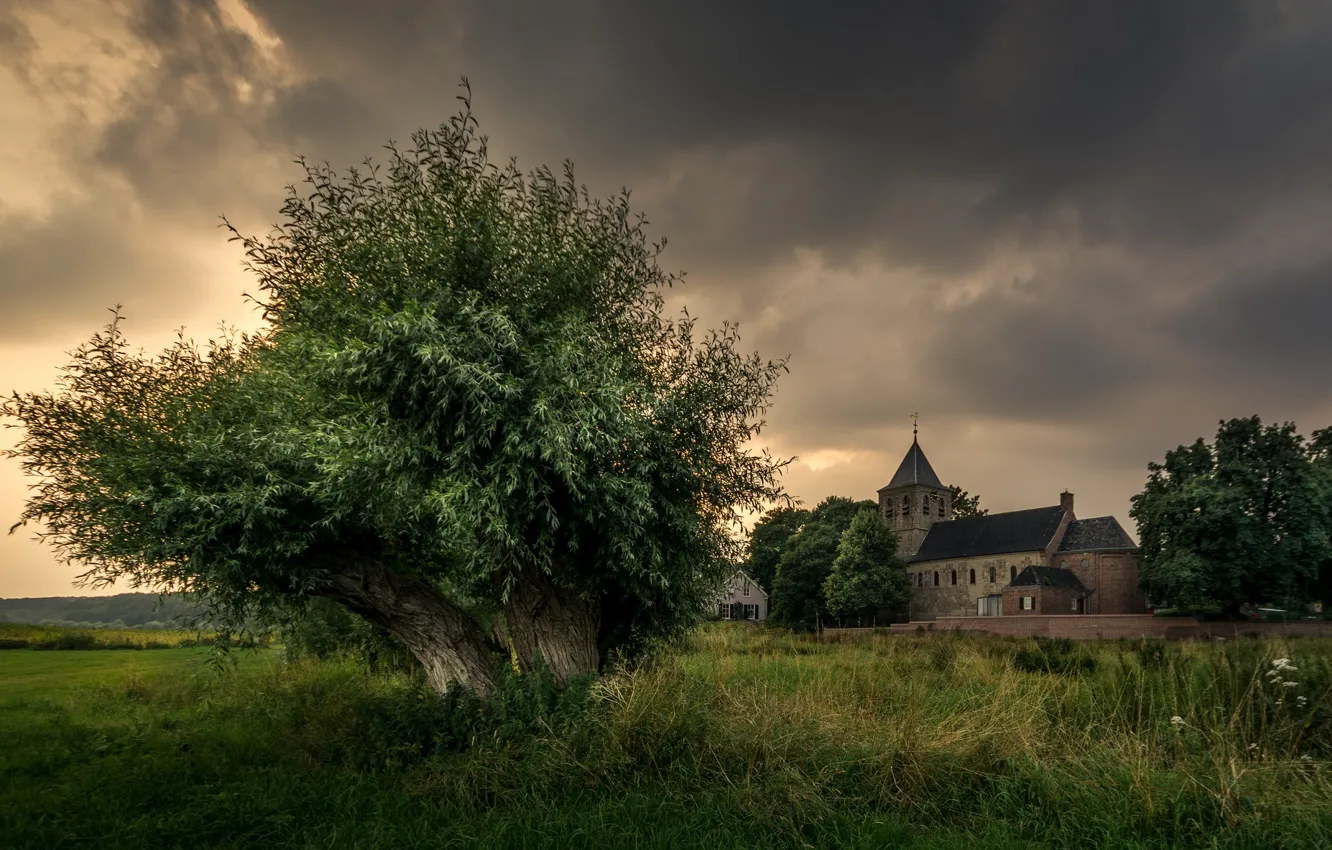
1009,566,1087,590
878,439,945,491
1057,516,1138,552
909,506,1067,563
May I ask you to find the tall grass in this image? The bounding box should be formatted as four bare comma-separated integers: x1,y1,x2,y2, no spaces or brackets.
3,624,1330,848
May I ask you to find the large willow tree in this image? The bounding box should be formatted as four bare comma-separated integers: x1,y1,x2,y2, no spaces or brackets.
3,84,789,695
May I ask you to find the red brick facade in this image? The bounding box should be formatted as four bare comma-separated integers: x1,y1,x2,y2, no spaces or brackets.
1002,584,1083,616
1053,550,1148,615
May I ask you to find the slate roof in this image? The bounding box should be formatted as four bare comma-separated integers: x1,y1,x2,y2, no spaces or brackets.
1009,566,1087,591
1057,516,1138,552
909,506,1067,563
879,439,945,491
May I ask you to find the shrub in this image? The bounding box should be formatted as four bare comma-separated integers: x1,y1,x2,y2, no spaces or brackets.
1013,637,1096,675
336,660,596,772
279,598,418,676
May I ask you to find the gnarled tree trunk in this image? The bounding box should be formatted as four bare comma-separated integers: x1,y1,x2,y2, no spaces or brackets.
499,568,600,682
316,556,500,696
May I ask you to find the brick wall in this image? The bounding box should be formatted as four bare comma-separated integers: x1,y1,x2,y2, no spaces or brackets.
880,615,1332,640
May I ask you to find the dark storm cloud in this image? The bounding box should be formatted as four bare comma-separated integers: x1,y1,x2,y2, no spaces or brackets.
1177,259,1332,392
7,0,1332,464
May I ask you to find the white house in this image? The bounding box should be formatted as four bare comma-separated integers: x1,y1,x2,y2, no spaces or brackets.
715,569,767,622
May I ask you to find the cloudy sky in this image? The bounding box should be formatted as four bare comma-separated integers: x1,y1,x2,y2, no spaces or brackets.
3,0,1332,597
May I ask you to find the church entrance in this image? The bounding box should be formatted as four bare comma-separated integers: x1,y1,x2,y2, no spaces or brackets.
977,595,1002,617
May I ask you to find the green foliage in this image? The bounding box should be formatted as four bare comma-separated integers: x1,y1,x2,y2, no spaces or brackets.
823,508,910,623
768,497,877,629
1131,417,1332,615
1,82,789,680
947,485,987,519
742,505,809,593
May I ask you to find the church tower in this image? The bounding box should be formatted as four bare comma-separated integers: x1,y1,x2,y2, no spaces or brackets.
877,417,951,559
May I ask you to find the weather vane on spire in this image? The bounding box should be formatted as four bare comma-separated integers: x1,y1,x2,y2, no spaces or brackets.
911,412,919,440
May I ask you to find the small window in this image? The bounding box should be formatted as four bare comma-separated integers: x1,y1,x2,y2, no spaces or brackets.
1010,566,1017,582
917,572,923,587
937,502,945,518
923,497,930,515
1082,558,1090,569
1022,596,1034,611
883,498,893,514
969,569,976,585
1060,559,1067,568
950,570,957,586
989,567,996,583
1071,598,1079,612
743,581,750,598
902,499,910,516
718,602,727,618
933,571,940,586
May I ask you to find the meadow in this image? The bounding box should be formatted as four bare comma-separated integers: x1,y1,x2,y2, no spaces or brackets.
0,621,217,650
2,623,1330,848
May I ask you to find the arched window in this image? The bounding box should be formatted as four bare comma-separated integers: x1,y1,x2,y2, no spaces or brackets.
902,498,910,516
917,572,923,587
1082,558,1090,569
1060,559,1067,568
1010,566,1017,581
989,567,996,583
933,571,940,586
937,502,945,518
969,569,976,585
923,496,930,515
950,570,957,586
883,498,893,516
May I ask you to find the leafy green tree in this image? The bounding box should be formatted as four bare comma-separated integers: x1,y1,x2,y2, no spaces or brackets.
742,506,809,593
823,508,910,625
768,497,876,629
948,485,986,519
1,83,789,696
1130,417,1331,616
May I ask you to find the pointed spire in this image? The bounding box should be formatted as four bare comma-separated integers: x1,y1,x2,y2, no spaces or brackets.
881,432,945,490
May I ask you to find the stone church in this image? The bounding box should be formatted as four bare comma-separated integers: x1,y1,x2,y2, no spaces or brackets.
878,434,1145,620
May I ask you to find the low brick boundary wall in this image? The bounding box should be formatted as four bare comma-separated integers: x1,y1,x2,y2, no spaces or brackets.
866,615,1332,640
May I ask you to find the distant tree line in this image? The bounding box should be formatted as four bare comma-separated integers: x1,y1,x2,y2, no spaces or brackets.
0,592,209,630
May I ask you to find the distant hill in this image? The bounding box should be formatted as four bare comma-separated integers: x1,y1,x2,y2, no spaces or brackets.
0,593,210,630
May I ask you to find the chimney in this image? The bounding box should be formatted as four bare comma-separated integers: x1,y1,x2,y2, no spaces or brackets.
1060,491,1075,516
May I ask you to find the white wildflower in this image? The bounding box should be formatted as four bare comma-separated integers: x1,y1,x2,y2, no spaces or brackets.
1301,754,1314,762
1284,681,1299,688
1170,716,1186,731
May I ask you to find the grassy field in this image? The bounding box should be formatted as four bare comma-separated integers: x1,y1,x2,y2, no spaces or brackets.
2,624,1331,849
0,621,217,650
